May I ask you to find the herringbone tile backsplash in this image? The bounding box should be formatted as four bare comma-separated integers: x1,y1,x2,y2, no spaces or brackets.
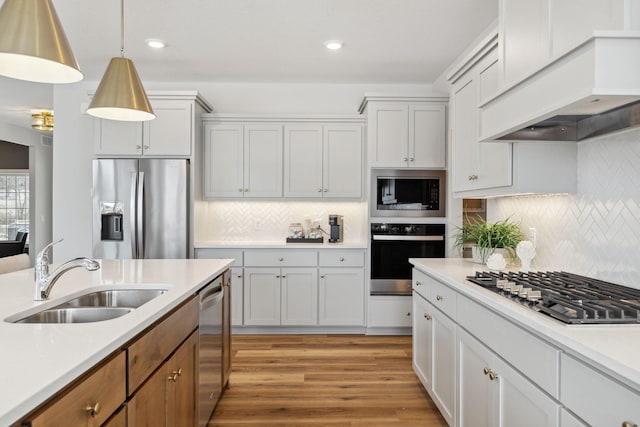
195,200,368,243
488,128,640,288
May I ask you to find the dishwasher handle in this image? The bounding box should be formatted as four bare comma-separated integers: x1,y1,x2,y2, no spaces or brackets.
200,285,223,310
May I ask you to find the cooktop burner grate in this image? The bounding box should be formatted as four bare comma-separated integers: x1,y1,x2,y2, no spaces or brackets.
466,271,640,324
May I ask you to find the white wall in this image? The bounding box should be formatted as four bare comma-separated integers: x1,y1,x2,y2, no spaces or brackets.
51,81,432,260
488,127,640,288
29,140,53,263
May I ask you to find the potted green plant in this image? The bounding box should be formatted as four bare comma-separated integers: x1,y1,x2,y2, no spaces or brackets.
454,217,524,264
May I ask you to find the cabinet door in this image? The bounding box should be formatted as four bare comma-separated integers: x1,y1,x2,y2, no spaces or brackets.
128,357,169,426
409,103,446,168
323,124,362,198
281,268,318,325
244,124,283,197
458,329,495,427
95,119,143,156
368,102,409,167
318,268,364,326
244,268,281,325
412,294,433,390
431,306,456,426
230,267,244,326
203,124,244,198
493,356,560,427
283,124,323,197
166,331,198,427
143,100,192,156
451,75,479,192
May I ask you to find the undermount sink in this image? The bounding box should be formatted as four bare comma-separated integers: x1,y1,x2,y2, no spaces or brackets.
58,289,167,309
9,288,168,324
15,307,133,324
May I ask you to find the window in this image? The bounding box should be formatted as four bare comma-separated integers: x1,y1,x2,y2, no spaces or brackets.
0,173,29,241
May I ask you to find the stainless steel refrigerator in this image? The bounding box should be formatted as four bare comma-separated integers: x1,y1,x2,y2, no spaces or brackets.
92,159,189,259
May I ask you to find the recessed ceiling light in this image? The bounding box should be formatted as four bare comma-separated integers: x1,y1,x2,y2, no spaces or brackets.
324,40,343,50
145,39,166,49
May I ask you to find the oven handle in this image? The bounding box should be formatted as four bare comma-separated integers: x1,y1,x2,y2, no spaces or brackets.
372,235,445,241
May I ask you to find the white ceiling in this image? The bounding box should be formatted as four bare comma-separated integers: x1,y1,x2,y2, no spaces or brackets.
0,0,498,130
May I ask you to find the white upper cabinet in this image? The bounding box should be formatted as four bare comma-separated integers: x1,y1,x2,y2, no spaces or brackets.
94,92,210,157
203,114,364,200
448,30,577,198
283,124,362,198
360,96,447,168
203,123,283,198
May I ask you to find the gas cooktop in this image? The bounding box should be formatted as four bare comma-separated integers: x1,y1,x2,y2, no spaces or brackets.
466,271,640,325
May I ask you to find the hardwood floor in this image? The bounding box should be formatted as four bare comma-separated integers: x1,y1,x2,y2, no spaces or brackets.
209,335,447,427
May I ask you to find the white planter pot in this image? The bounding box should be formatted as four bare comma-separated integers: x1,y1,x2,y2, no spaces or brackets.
471,245,508,265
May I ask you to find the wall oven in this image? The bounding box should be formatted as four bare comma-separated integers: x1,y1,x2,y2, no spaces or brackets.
370,223,445,295
371,169,446,217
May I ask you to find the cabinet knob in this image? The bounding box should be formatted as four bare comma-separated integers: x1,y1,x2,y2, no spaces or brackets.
143,145,149,149
244,188,249,192
436,295,444,301
318,188,323,192
424,313,432,320
320,274,326,279
167,368,182,382
136,145,141,150
403,157,408,162
238,188,243,192
84,402,101,417
622,422,639,427
281,275,287,278
406,312,411,316
276,274,281,278
488,371,499,381
483,367,490,375
409,157,414,162
279,257,284,261
339,257,345,262
415,281,422,286
236,274,242,278
323,188,328,192
468,174,478,181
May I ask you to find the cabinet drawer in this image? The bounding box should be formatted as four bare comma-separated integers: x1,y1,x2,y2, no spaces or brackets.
457,294,559,398
561,353,640,427
368,296,412,327
128,296,199,394
429,279,457,320
244,249,317,267
195,248,243,267
319,250,364,267
412,268,431,300
27,352,126,427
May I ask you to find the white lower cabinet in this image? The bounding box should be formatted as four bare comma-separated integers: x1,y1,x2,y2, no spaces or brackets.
318,268,364,326
196,247,366,330
230,267,244,326
412,292,455,426
244,267,317,326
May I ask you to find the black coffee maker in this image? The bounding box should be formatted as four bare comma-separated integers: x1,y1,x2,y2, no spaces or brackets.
328,215,343,243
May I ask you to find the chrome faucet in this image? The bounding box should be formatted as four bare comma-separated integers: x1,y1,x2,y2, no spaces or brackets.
34,239,101,301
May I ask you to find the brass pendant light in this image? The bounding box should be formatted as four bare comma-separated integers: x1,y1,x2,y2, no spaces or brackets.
0,0,83,83
87,0,154,121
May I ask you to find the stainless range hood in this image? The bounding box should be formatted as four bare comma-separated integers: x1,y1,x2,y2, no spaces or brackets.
480,33,640,142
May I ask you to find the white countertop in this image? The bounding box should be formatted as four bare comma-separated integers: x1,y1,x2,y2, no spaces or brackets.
410,258,640,393
0,258,232,426
195,240,368,249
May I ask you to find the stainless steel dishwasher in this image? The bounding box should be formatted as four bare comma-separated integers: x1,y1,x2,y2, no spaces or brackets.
198,274,224,427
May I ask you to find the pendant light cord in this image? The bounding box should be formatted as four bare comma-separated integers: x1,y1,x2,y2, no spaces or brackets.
120,0,125,57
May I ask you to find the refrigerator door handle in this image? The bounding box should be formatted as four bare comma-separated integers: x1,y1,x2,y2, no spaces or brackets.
137,172,145,259
130,172,138,258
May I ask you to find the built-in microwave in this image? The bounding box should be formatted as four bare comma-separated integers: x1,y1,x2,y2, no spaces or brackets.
371,169,446,217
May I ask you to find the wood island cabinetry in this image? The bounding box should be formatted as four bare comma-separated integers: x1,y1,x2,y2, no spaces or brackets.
19,295,201,427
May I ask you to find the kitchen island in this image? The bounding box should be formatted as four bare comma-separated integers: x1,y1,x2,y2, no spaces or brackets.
411,258,640,427
0,258,232,426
